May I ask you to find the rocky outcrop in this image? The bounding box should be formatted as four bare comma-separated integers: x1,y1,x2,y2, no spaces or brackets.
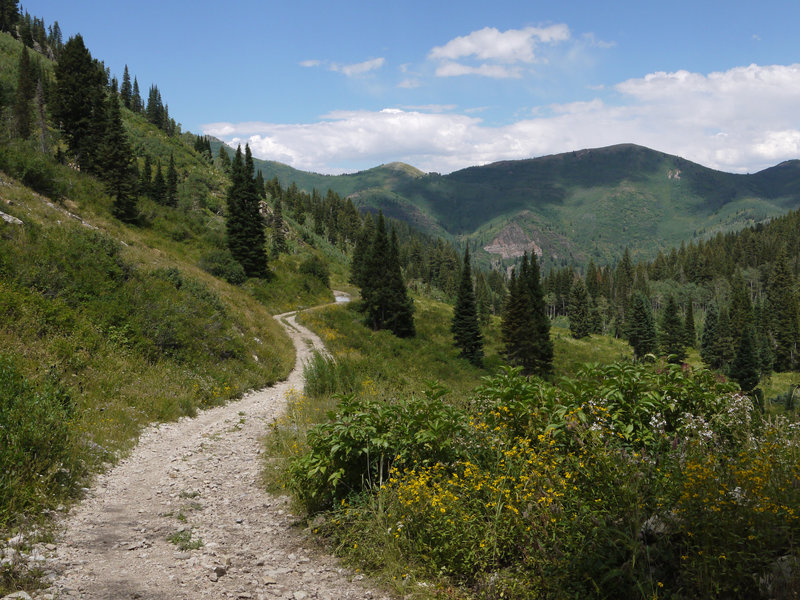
483,221,542,259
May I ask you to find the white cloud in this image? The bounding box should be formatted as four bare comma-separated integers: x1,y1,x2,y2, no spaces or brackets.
429,25,570,64
331,57,385,77
203,64,800,175
299,59,321,68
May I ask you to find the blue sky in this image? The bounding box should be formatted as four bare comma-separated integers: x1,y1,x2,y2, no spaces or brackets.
22,0,800,174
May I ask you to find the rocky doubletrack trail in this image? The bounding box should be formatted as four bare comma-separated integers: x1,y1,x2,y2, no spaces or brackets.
39,302,389,600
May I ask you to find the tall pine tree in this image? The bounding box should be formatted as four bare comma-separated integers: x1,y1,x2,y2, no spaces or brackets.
102,94,137,223
501,252,552,377
451,247,483,366
767,248,800,371
659,294,687,363
225,145,268,278
53,34,106,172
627,291,657,360
568,277,592,339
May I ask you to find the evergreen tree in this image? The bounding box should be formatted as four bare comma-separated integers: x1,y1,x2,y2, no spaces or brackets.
151,160,165,204
165,153,178,206
659,294,687,363
225,145,268,278
729,270,753,334
255,170,266,199
139,154,152,198
13,45,34,139
501,253,553,377
101,94,137,223
120,65,132,109
131,77,143,113
451,247,484,365
754,299,775,377
474,270,493,325
501,269,538,375
359,213,414,337
48,21,63,58
567,277,592,339
767,248,800,371
385,228,415,337
217,145,231,174
684,300,696,347
53,34,106,172
521,252,553,376
0,0,19,34
349,213,375,288
271,196,287,256
713,307,737,371
729,324,760,393
700,303,719,368
627,291,657,360
146,84,164,128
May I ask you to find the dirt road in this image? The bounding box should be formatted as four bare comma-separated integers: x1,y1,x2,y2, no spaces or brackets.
41,304,387,600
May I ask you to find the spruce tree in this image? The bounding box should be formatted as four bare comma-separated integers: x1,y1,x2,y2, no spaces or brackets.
102,94,137,223
151,161,166,204
53,34,106,172
684,300,696,347
713,307,737,371
217,145,231,174
729,324,760,393
386,228,415,337
521,252,553,377
567,277,592,339
501,253,552,377
271,196,287,257
501,269,538,375
359,213,414,337
451,247,483,365
767,248,800,371
131,77,143,113
349,213,375,288
659,294,687,363
627,291,657,360
225,145,268,278
120,65,132,109
0,0,19,34
139,155,152,198
700,303,719,368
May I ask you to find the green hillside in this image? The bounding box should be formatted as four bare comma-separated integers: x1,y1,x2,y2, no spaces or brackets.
0,27,339,551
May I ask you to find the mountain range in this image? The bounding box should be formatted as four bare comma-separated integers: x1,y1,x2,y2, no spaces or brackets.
226,142,800,270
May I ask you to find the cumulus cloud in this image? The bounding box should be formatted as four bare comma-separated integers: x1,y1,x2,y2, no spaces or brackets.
427,25,570,78
429,25,570,63
203,63,800,175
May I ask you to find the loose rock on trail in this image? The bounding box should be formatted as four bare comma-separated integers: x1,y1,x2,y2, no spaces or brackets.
31,303,389,600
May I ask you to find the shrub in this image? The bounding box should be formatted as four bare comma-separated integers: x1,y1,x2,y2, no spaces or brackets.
0,355,84,526
299,254,330,287
198,248,247,285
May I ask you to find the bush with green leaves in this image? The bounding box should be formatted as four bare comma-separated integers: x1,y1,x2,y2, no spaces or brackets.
287,384,473,512
198,248,247,285
290,360,800,598
299,254,330,287
0,355,84,526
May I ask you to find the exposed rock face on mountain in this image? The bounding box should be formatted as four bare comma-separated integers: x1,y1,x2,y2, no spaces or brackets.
484,221,542,259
